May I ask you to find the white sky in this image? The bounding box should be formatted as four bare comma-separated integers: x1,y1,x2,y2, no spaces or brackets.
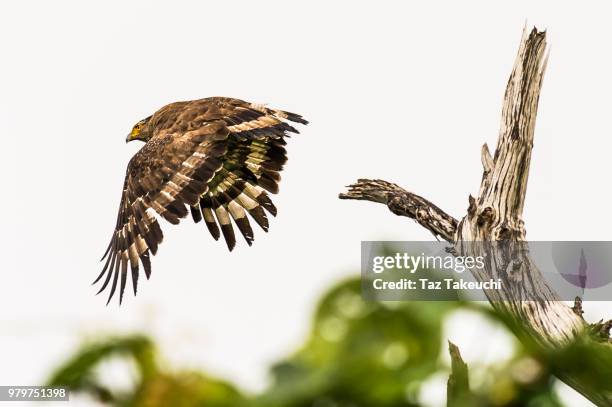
0,1,610,406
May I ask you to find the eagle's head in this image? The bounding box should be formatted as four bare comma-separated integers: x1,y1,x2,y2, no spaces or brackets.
126,116,152,143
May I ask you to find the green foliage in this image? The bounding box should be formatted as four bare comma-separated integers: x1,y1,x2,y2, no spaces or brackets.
48,335,156,404
252,279,459,407
546,332,612,400
47,335,244,407
47,278,610,407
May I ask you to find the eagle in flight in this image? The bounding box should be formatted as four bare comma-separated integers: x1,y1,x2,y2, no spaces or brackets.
95,97,307,305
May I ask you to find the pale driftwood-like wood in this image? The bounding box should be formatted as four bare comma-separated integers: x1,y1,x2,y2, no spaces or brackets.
453,29,584,346
339,27,612,406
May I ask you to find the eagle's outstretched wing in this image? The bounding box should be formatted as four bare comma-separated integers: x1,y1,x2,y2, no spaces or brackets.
96,97,307,304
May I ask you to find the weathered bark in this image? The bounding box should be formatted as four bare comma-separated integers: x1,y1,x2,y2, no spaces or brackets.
339,27,612,406
340,179,457,242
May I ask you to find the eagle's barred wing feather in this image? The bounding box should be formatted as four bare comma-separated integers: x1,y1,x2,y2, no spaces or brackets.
97,120,229,305
192,99,307,250
98,97,307,305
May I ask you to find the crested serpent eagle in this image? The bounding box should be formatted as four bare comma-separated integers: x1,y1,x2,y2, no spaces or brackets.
95,97,307,304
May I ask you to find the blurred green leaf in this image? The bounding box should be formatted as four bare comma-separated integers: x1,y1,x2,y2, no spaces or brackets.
253,278,460,407
47,276,609,407
47,335,244,407
48,335,155,404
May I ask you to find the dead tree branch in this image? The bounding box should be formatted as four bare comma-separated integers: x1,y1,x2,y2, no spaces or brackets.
339,27,612,406
447,341,473,407
339,179,457,242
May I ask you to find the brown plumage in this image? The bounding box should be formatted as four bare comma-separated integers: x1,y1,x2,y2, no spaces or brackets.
95,97,307,305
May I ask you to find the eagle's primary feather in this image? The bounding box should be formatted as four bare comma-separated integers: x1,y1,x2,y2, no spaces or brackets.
95,97,307,305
